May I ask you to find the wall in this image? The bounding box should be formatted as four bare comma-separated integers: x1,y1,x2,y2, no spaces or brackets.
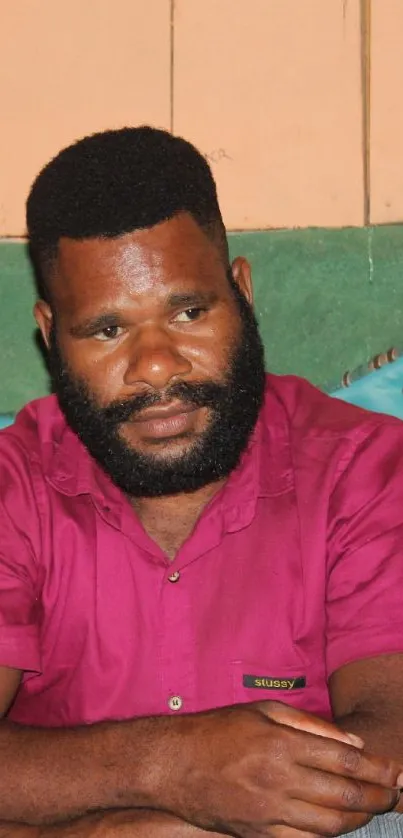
1,1,403,412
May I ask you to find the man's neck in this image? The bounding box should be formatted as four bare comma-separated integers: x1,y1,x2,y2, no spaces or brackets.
131,480,225,560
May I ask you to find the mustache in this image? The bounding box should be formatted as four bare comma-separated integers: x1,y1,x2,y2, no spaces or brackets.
101,380,228,425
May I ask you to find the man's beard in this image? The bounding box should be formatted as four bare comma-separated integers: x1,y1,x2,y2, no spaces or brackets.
49,280,266,497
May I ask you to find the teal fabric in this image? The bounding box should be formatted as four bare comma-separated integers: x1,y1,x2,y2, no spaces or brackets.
0,415,13,429
331,356,403,420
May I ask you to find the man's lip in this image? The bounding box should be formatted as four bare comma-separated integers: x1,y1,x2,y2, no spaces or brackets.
130,401,197,423
125,401,200,441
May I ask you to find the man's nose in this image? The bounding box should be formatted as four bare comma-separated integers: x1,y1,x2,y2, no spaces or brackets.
123,327,192,391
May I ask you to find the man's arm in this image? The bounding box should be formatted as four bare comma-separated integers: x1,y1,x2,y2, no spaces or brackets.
0,673,224,838
323,421,403,815
0,675,226,837
330,653,403,758
0,811,226,838
0,681,401,838
330,653,403,812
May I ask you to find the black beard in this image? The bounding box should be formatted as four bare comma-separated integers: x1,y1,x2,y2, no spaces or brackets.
49,280,266,497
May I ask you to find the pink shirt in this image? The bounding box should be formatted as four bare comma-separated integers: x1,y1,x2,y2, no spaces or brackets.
2,374,403,726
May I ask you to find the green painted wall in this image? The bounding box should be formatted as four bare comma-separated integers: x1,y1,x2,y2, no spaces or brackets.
1,225,403,414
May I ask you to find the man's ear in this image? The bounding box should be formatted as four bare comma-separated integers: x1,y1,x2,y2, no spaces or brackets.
230,257,253,304
34,300,53,349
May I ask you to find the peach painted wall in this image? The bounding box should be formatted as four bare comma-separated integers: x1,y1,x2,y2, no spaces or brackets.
0,1,402,233
0,0,171,235
370,0,403,223
174,0,364,230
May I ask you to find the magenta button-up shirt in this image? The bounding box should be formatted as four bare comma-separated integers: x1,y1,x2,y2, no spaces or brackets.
2,374,403,726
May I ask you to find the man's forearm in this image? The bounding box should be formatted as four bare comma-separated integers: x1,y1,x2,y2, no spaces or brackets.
0,717,176,825
0,811,224,838
4,701,402,836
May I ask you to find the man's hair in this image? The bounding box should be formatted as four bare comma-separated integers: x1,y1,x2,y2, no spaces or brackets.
26,126,228,301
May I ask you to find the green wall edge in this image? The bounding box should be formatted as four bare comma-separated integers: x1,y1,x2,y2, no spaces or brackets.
1,225,403,413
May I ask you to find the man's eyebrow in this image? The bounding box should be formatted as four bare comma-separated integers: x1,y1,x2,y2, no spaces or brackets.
166,290,218,309
68,292,219,337
69,312,121,338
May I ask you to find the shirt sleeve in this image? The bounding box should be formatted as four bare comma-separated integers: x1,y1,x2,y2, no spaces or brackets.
0,449,41,673
326,419,403,677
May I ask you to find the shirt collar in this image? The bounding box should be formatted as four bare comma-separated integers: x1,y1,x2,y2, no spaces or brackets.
46,419,123,515
217,383,294,533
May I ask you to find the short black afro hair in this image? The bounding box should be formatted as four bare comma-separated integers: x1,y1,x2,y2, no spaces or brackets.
26,125,228,300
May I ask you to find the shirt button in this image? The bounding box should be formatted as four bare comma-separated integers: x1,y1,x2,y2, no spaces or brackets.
168,695,183,711
168,571,180,583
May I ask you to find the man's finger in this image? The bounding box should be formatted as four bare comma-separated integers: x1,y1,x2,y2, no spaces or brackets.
257,700,364,748
296,732,402,790
290,764,399,814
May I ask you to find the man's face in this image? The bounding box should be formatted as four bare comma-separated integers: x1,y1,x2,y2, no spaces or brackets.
35,213,266,496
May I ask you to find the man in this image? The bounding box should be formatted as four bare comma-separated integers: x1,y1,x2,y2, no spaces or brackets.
0,126,403,838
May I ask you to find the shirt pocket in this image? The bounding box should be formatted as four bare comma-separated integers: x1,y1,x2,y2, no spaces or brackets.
231,659,311,711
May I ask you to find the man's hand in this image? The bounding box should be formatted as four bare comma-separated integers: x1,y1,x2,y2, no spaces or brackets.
159,701,402,838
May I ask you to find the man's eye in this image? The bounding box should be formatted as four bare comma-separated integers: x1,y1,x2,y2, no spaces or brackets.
93,325,122,341
174,308,205,323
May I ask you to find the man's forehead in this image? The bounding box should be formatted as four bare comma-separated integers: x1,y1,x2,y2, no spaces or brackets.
49,220,227,312
56,215,224,278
